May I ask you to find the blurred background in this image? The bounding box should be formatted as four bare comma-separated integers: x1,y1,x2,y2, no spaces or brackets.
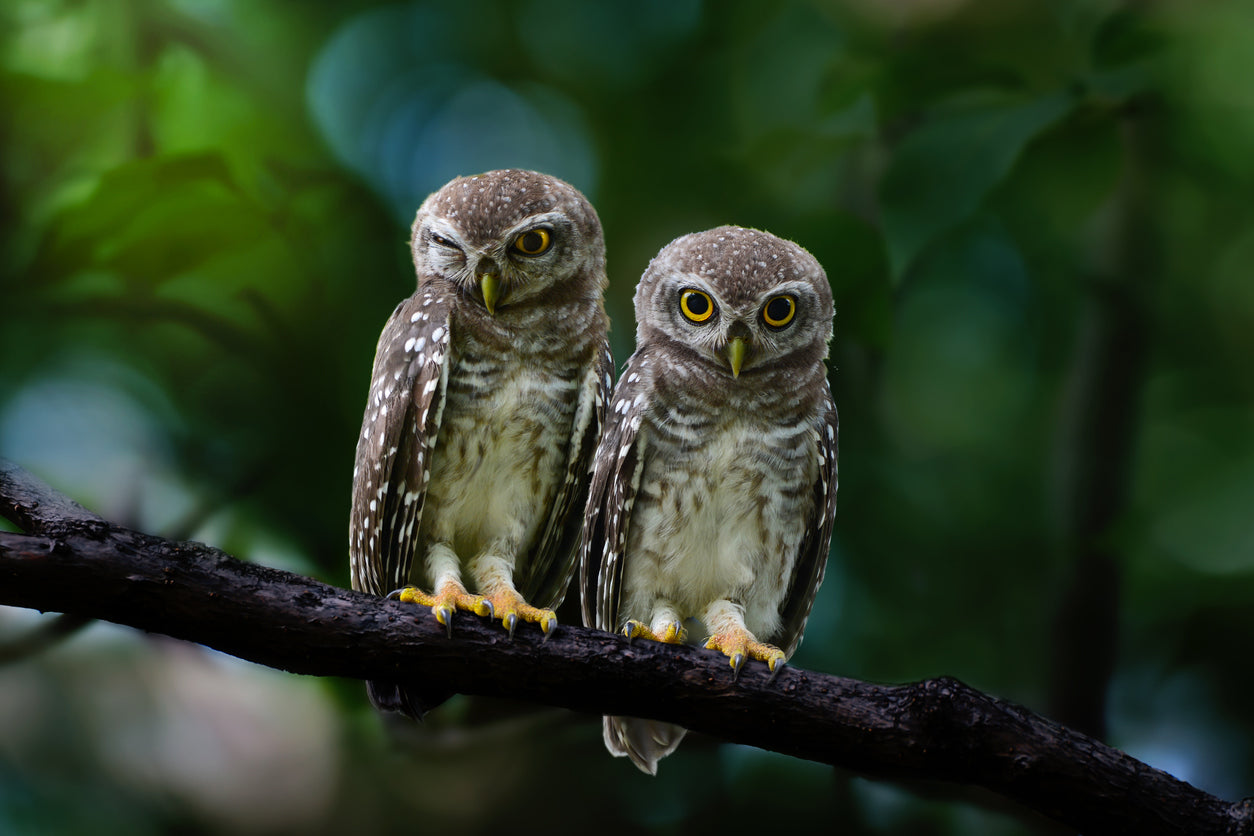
1,0,1252,833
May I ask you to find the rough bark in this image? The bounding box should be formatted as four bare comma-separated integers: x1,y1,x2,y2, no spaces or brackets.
1,460,1250,836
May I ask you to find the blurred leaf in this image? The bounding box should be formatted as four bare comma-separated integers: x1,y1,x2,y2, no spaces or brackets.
790,210,891,349
1129,404,1254,576
0,70,135,176
34,153,267,285
1093,6,1169,69
880,89,1074,282
994,101,1123,279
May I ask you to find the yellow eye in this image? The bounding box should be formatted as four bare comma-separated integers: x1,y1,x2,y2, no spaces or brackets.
679,289,716,324
514,228,552,256
762,295,796,329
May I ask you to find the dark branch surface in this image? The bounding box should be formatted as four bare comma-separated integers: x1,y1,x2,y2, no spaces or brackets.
1,460,1250,836
0,461,105,533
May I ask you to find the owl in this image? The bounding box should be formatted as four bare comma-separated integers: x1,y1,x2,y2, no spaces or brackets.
350,169,613,717
580,226,838,774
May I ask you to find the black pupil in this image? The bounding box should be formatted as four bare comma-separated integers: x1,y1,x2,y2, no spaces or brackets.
687,293,710,315
767,297,792,322
521,231,544,252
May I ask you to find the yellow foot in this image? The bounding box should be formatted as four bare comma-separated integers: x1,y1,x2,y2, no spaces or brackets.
704,628,786,681
622,619,686,644
393,583,491,638
482,589,557,639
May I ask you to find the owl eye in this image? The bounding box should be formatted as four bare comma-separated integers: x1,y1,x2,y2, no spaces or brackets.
679,289,716,324
762,294,796,329
513,228,552,256
430,232,460,250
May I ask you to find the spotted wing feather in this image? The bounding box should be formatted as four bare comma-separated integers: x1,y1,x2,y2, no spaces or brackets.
520,340,615,609
349,289,453,597
580,354,648,633
775,388,839,657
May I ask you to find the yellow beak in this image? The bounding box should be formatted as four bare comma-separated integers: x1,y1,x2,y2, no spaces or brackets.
480,273,500,316
728,336,747,379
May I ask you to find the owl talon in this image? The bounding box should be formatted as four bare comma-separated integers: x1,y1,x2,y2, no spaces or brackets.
705,629,786,680
482,591,556,638
622,620,647,643
659,621,686,644
395,583,489,638
623,619,686,644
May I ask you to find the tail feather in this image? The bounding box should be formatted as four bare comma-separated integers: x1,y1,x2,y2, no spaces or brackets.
366,679,453,720
603,715,687,775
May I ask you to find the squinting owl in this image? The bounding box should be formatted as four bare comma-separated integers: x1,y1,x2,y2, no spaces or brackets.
580,226,838,774
350,169,613,717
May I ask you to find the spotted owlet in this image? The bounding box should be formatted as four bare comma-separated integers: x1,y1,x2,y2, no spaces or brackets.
580,226,838,774
350,169,613,717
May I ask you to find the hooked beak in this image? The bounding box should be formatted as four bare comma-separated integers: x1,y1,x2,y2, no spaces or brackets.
479,273,501,316
727,336,748,379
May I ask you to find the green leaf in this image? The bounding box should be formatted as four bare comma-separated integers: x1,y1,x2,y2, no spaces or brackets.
35,153,268,285
880,90,1074,282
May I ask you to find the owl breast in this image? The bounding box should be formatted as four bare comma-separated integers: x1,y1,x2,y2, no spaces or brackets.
416,338,581,572
623,414,820,641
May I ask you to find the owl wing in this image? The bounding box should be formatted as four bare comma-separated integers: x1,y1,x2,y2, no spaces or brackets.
579,354,648,633
775,387,839,658
518,340,615,609
349,289,454,597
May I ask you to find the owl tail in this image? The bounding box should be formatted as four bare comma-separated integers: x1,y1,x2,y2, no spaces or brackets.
366,679,453,720
603,715,687,775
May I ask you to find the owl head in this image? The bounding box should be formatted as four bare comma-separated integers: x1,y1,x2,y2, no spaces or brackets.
634,226,833,379
410,169,606,316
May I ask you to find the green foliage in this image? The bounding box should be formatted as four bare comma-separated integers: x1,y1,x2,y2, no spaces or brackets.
880,89,1073,281
2,0,1253,833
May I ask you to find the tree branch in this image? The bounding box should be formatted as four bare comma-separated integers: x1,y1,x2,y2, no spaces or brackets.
0,460,1250,835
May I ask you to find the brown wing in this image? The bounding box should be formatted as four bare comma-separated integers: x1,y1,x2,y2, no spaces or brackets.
348,289,453,597
518,339,615,609
775,386,839,657
579,353,649,633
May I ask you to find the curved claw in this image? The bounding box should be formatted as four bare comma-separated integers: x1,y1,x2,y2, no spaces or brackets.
729,652,746,681
434,605,454,639
622,619,646,643
766,657,786,684
503,611,518,640
385,589,405,601
539,613,558,640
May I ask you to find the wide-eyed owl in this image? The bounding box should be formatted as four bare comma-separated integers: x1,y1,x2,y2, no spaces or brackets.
581,226,838,773
350,169,613,717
